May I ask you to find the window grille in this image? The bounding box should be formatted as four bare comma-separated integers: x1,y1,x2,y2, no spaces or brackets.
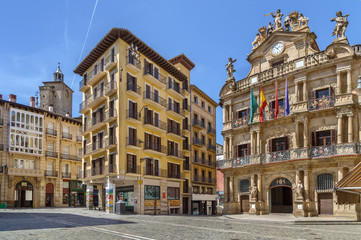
317,173,333,191
240,179,250,193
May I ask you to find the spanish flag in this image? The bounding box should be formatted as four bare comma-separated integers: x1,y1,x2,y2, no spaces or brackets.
259,86,267,123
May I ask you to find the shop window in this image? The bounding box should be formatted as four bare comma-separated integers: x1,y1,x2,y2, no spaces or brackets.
144,185,160,200
167,187,180,200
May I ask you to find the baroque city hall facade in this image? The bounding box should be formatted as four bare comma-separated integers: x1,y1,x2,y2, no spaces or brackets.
218,12,361,218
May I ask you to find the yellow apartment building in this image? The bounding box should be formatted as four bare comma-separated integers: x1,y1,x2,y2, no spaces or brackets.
74,28,194,214
190,85,218,215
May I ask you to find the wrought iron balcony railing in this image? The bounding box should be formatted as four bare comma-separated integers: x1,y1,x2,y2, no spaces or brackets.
192,137,205,146
126,137,142,147
143,91,167,108
62,172,71,178
217,143,360,169
127,55,141,69
193,119,205,128
308,96,335,111
46,128,57,136
144,117,167,131
45,170,58,177
126,110,139,120
207,126,216,135
144,143,167,154
62,132,72,140
126,83,141,95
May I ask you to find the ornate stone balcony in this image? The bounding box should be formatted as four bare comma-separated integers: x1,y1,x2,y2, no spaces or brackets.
232,116,248,129
234,51,330,92
308,96,335,111
217,143,360,169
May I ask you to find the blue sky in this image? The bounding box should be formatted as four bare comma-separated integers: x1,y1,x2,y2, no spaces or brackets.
0,0,360,144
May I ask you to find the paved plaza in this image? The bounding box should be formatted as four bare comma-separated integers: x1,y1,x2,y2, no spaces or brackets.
1,208,361,240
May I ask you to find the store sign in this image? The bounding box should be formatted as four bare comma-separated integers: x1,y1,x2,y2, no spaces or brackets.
105,184,114,213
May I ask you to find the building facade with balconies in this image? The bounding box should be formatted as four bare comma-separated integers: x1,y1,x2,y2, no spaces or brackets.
75,29,194,214
190,85,218,215
218,12,361,218
0,91,82,208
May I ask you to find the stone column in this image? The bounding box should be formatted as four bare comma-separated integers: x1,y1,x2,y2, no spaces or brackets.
256,131,260,154
303,118,309,147
229,176,234,202
348,114,353,143
229,136,233,159
337,115,343,144
223,138,227,159
257,173,262,201
250,132,255,155
223,106,226,122
347,69,352,93
229,105,233,122
304,171,309,202
295,82,299,102
336,71,341,94
295,121,300,148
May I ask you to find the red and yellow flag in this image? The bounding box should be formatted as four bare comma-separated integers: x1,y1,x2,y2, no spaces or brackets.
260,86,267,122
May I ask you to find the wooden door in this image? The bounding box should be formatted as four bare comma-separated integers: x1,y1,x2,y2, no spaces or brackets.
240,195,249,213
318,193,333,215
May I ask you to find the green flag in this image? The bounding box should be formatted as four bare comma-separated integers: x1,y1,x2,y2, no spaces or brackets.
249,89,259,124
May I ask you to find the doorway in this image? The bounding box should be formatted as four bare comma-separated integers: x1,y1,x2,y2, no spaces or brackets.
15,181,33,207
318,193,333,215
183,197,189,214
46,183,54,207
240,195,250,213
270,186,293,213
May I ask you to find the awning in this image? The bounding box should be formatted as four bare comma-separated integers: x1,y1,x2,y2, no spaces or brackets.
335,162,361,193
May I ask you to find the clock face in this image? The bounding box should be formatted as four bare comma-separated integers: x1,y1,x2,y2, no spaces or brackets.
272,42,284,55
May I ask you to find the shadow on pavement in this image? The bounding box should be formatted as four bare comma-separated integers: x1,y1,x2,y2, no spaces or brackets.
0,212,135,231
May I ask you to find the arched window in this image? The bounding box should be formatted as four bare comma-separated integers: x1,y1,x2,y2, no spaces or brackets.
21,113,25,123
240,179,250,193
317,173,333,191
17,112,20,122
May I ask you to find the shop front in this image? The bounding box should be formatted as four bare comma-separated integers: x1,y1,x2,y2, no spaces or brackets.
15,181,33,208
116,185,135,213
69,180,86,207
192,194,218,215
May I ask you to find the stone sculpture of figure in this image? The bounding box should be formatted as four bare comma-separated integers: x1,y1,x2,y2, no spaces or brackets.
331,11,349,39
250,184,258,201
283,14,291,31
297,13,309,27
252,33,261,49
225,57,237,80
295,180,304,200
266,21,274,36
271,9,283,30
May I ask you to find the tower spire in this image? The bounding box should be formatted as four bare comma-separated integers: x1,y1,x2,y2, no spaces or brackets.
54,62,64,81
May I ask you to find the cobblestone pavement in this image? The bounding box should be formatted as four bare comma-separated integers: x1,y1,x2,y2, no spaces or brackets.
1,208,361,240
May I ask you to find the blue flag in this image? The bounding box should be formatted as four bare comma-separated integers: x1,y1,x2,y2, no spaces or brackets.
285,76,290,116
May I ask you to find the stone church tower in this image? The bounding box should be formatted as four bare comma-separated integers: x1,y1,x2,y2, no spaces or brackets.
39,64,73,116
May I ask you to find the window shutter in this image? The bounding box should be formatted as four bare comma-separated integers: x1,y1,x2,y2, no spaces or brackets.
311,90,316,100
331,129,337,144
330,86,335,97
285,136,289,150
247,143,251,156
268,139,273,153
311,131,317,146
144,59,148,74
134,103,138,118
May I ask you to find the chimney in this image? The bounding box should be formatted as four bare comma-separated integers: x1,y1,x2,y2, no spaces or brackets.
0,94,2,100
30,97,35,107
48,105,54,112
9,94,16,103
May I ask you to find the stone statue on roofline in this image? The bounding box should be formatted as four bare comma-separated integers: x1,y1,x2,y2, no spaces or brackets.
225,57,237,81
289,11,309,32
266,21,275,36
252,27,267,50
283,14,291,31
331,11,349,44
269,9,283,30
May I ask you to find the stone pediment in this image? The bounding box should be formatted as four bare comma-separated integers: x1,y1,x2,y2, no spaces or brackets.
246,31,319,78
325,43,354,59
219,81,235,99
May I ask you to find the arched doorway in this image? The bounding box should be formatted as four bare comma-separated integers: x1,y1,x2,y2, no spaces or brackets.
15,181,33,207
46,183,54,207
270,178,293,213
